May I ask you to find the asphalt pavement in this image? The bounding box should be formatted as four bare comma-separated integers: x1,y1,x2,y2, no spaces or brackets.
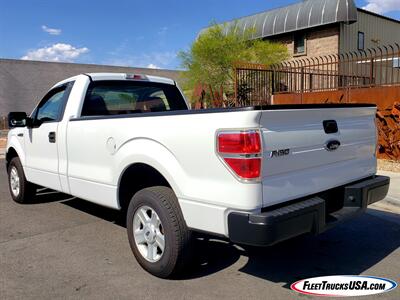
0,162,399,300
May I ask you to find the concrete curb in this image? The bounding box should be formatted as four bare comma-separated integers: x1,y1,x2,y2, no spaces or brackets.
377,170,400,208
381,197,400,208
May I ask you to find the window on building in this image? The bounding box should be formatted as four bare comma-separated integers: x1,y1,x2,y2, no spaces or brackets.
358,32,365,50
294,32,306,55
394,58,400,69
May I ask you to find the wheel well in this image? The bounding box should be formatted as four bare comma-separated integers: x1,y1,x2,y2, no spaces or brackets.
118,163,171,211
6,147,18,169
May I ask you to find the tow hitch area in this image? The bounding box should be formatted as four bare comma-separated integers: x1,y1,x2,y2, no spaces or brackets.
228,176,390,246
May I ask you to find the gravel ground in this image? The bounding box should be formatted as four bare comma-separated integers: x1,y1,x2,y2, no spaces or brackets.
378,159,400,173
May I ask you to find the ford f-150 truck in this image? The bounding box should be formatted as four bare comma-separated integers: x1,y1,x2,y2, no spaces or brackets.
6,73,390,278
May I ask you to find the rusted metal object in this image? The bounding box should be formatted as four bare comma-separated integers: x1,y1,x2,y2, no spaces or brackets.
272,85,400,107
376,102,400,160
191,83,226,108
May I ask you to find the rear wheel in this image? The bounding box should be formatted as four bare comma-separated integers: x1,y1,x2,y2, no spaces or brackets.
7,157,36,203
126,186,192,278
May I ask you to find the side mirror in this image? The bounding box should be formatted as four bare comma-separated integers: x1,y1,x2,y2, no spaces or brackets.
8,112,31,128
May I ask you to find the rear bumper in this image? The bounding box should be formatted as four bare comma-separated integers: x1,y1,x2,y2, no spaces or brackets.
228,175,390,247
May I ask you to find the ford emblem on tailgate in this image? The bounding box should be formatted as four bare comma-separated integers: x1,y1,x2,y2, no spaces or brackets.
325,140,341,151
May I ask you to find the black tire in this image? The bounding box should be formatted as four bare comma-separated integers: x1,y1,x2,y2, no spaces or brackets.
7,157,36,203
126,186,192,278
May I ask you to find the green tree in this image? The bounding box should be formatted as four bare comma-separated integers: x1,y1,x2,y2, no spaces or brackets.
178,22,289,107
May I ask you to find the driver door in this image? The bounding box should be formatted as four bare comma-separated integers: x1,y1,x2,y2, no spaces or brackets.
24,84,70,191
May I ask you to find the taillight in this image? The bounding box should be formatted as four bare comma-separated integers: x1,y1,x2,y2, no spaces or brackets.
217,130,262,180
223,158,261,179
217,132,261,154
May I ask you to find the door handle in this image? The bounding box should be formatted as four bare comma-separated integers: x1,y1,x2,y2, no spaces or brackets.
48,132,56,143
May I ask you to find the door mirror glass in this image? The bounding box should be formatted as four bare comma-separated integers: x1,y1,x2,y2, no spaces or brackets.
8,112,29,128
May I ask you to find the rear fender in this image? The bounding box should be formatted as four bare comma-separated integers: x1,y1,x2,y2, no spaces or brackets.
114,138,185,197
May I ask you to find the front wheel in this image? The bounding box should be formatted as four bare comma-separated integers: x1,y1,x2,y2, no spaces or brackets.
7,157,36,203
126,186,192,278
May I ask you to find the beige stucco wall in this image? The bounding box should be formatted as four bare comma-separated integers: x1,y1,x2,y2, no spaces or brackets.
340,10,400,53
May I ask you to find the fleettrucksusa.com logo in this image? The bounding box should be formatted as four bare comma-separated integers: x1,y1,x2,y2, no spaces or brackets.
291,275,397,297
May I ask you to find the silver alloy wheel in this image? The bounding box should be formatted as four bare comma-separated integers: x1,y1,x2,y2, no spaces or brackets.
10,166,20,197
133,205,165,262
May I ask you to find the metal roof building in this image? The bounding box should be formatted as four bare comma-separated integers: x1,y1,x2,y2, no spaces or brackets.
200,0,358,39
201,0,400,58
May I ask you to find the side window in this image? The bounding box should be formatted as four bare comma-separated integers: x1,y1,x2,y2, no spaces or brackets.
358,32,365,50
294,32,306,55
394,58,400,69
35,87,67,123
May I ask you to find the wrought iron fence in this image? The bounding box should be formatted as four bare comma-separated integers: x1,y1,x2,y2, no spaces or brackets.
234,63,274,106
235,43,400,105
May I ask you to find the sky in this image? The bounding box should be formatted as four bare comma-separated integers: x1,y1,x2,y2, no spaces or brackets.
0,0,399,70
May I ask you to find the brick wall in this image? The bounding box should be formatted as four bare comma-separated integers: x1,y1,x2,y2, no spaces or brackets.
271,25,340,59
307,25,340,57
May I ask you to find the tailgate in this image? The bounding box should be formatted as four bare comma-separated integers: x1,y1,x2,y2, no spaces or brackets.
259,105,377,207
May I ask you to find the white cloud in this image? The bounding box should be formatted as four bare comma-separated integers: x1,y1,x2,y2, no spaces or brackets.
41,25,62,35
21,43,89,62
158,26,168,35
105,51,177,69
362,0,400,14
147,63,160,69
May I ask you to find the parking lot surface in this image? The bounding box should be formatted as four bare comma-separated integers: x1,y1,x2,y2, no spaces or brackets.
1,162,399,300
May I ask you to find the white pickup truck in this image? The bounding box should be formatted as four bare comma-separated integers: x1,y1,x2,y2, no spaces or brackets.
6,73,389,278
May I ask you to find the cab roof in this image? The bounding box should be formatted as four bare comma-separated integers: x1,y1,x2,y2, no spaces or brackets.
53,73,176,88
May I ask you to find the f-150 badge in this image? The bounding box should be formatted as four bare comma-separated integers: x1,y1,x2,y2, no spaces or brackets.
270,149,290,158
